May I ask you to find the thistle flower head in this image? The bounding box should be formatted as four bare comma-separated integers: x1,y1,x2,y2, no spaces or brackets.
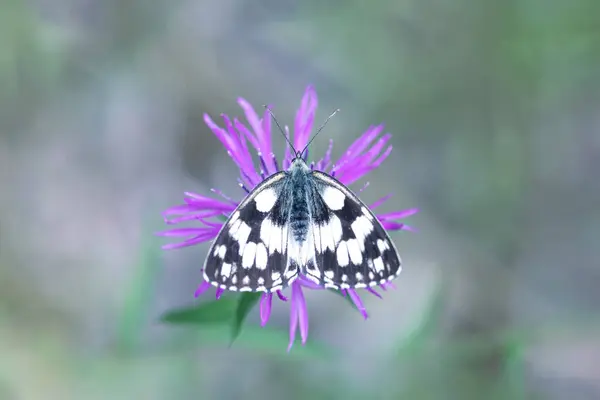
158,86,418,350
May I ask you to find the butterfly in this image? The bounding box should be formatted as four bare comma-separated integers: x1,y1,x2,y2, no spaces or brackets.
203,108,402,293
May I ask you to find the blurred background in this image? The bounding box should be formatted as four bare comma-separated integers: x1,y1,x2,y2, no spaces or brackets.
1,0,599,399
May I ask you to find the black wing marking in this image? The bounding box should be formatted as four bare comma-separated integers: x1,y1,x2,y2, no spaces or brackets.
203,172,298,292
303,170,402,289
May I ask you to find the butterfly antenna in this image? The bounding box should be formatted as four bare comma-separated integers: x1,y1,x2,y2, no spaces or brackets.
263,105,297,155
300,108,340,157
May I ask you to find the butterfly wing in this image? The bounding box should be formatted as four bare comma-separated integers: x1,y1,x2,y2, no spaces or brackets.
203,172,297,292
304,170,402,289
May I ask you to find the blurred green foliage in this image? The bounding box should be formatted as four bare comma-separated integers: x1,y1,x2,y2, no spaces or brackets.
2,0,600,398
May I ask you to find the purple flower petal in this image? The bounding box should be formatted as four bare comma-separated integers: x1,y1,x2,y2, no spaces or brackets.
347,289,368,320
261,109,277,174
164,210,224,225
336,134,392,185
288,281,309,351
369,194,393,210
194,281,211,298
314,139,334,172
160,234,216,250
377,208,420,220
204,114,260,187
287,292,299,351
276,290,288,301
155,227,215,237
210,188,239,206
184,193,237,211
366,287,383,299
260,293,273,326
297,286,309,346
381,221,413,231
334,125,384,170
296,275,323,290
294,86,318,151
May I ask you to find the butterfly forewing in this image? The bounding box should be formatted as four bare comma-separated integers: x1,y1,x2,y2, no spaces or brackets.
203,172,297,292
303,170,402,289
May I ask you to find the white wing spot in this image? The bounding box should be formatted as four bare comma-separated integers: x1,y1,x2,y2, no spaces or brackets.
347,238,362,265
330,214,343,245
324,270,334,280
221,262,232,278
255,243,268,270
235,222,252,255
352,215,374,248
319,222,334,252
322,186,346,210
229,219,242,236
336,241,349,267
355,272,364,281
341,274,348,282
271,271,281,281
257,277,265,285
373,257,385,273
377,239,390,252
265,221,284,254
231,275,238,285
218,245,227,259
254,188,278,212
242,242,257,269
229,211,240,225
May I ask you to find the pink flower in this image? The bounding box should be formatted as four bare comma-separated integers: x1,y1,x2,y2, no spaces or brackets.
157,86,417,350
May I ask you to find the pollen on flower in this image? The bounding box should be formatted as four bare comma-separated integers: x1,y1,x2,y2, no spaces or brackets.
157,85,418,350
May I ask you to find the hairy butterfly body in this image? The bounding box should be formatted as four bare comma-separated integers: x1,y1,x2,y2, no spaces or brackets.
203,153,402,293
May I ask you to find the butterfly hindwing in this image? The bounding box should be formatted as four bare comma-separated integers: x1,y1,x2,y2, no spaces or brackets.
304,171,402,289
203,172,296,292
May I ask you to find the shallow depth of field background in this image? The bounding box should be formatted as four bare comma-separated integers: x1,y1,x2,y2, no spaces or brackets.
1,1,599,399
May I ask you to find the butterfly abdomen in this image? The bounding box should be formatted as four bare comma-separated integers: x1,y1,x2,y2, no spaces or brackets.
289,174,310,242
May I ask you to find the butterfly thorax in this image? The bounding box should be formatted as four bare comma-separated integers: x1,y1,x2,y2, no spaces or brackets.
287,157,312,243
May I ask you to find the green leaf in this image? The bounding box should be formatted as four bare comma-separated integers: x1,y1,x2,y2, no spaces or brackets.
161,298,237,325
230,292,262,344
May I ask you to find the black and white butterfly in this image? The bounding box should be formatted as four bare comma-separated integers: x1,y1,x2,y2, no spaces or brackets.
203,109,402,293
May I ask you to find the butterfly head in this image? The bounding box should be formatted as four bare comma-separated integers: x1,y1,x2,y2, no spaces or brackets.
289,153,311,172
